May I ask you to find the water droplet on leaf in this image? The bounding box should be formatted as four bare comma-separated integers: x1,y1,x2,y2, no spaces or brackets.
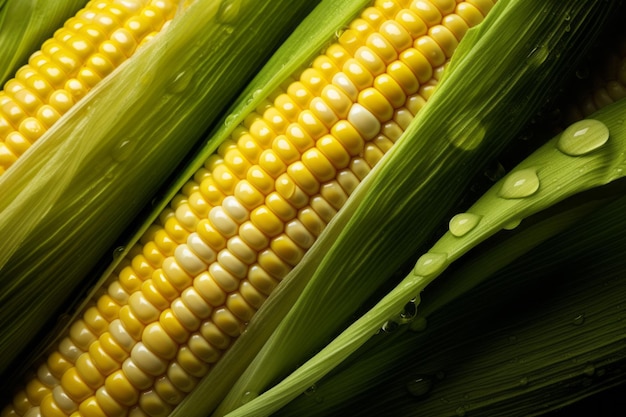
498,168,540,199
218,0,241,24
304,385,317,396
413,252,447,276
168,71,194,94
382,320,399,333
112,139,136,162
406,376,434,398
572,314,585,325
225,114,238,127
449,120,486,151
449,213,482,237
241,391,257,404
112,246,125,260
503,219,522,230
557,119,609,156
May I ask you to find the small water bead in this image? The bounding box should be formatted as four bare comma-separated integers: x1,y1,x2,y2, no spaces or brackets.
406,375,434,398
557,119,609,156
217,0,242,24
381,320,399,333
502,219,521,230
112,138,136,162
448,212,481,237
399,297,419,323
112,246,126,260
518,376,529,387
583,363,596,377
224,113,238,127
449,119,485,151
413,252,447,276
498,168,540,199
572,313,585,326
241,391,258,405
168,71,193,94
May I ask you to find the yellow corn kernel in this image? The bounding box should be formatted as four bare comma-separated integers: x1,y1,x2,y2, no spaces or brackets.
78,396,108,417
40,394,68,417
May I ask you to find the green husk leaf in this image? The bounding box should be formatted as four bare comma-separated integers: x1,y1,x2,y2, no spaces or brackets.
217,1,619,415
0,0,320,378
0,0,86,84
280,190,626,416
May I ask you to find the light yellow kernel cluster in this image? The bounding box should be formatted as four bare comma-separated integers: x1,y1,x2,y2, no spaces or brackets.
2,1,494,417
0,0,178,175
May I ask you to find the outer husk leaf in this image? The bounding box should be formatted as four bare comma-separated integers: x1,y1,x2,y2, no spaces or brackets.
215,1,619,415
279,190,626,416
0,0,86,84
0,0,319,378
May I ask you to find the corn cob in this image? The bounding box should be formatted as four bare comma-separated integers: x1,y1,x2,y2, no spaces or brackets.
0,0,180,175
3,1,495,416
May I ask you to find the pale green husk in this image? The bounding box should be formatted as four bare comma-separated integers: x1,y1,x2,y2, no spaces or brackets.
0,0,87,84
0,0,320,378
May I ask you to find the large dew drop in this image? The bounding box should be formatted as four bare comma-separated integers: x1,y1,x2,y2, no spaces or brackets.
557,119,609,156
413,252,447,277
498,168,540,199
449,213,482,237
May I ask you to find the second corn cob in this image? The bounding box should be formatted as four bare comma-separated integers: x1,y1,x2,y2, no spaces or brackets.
0,0,180,175
3,1,495,416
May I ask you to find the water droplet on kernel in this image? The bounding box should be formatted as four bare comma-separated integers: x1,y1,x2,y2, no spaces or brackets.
449,213,482,237
406,376,434,398
557,119,609,156
169,71,193,94
413,252,447,276
498,168,540,199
